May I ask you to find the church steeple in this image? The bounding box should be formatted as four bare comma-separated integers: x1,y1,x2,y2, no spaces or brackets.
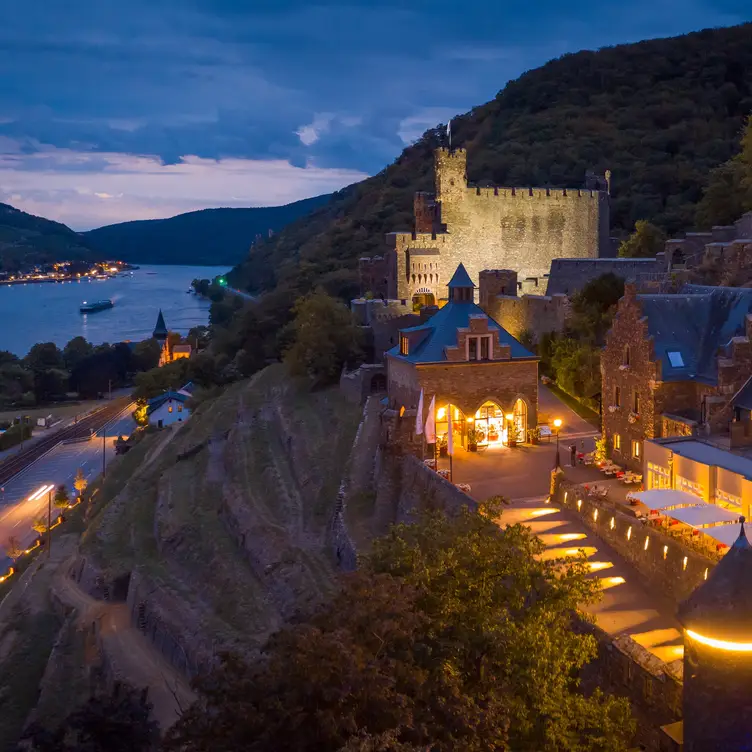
447,263,475,303
153,309,168,342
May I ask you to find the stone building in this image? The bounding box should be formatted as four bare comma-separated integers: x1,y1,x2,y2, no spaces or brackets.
386,264,539,449
478,269,570,343
601,283,752,471
375,147,610,306
673,521,752,751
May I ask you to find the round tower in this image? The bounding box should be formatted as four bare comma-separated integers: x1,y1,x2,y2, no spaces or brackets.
677,518,752,751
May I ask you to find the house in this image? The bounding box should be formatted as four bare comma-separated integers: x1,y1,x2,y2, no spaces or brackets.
602,283,752,470
147,387,191,428
386,263,539,449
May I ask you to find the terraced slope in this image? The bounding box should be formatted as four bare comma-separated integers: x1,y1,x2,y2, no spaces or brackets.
80,366,362,666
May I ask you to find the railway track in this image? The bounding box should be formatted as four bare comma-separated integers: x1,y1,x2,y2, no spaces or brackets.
0,397,131,487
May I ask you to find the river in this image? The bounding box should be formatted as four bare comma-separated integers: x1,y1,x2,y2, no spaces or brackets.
0,264,230,356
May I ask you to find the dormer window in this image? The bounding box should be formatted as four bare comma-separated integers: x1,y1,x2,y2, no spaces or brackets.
400,335,409,356
667,351,684,368
467,335,492,361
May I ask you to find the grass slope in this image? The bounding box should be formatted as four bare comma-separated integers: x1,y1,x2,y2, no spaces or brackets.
83,194,332,266
228,22,752,296
82,366,362,652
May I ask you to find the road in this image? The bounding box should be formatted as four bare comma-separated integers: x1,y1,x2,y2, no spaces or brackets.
0,409,135,564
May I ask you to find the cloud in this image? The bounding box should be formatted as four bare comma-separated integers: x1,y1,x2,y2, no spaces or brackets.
0,141,368,229
296,113,334,146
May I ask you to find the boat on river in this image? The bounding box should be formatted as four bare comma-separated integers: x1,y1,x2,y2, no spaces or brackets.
80,299,114,313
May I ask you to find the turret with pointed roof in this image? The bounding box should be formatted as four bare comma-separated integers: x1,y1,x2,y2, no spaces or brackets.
153,309,168,342
677,519,752,751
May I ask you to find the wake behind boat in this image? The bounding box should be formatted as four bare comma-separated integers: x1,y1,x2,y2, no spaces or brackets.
80,299,114,313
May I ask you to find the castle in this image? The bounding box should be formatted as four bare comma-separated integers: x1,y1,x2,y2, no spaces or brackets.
361,148,611,306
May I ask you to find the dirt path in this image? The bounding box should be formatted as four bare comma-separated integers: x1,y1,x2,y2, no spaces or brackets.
53,560,195,730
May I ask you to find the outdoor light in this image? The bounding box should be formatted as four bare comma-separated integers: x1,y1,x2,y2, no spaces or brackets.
505,413,514,421
553,418,562,429
644,536,650,551
683,556,688,571
564,492,568,502
610,517,615,530
685,629,752,652
627,527,632,540
593,509,598,522
553,418,563,469
467,417,474,423
663,545,668,560
437,407,446,420
704,568,709,580
577,498,582,510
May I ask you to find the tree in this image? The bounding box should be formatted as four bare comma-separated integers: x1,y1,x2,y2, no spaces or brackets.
18,684,158,752
284,291,362,385
63,336,93,371
569,273,625,345
132,400,149,427
618,220,667,258
5,536,23,561
31,516,48,536
73,468,88,497
166,507,633,751
53,484,69,510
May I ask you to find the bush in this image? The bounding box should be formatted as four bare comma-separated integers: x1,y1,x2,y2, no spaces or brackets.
0,424,32,451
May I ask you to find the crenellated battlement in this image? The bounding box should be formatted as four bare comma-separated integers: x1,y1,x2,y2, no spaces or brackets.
470,185,603,200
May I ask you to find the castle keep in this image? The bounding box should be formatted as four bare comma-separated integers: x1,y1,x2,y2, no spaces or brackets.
374,148,610,305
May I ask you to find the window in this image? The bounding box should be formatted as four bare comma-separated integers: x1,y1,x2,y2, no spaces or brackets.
178,404,183,413
168,405,173,413
614,386,621,407
613,433,621,451
631,440,641,459
667,351,684,368
647,461,670,490
676,476,703,499
400,335,409,356
632,390,640,413
624,346,630,366
467,335,492,361
715,488,741,511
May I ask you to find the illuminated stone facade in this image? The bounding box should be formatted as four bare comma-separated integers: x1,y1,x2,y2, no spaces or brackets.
382,148,610,304
602,284,752,471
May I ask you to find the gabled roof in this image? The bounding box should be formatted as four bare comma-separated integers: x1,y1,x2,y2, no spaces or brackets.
386,300,535,364
147,388,189,414
178,381,196,396
678,520,752,641
153,309,168,339
636,285,752,383
447,263,475,289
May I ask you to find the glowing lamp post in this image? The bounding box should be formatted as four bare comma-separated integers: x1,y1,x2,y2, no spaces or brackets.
553,418,563,469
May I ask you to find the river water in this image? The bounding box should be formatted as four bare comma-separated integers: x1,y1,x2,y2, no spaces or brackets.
0,264,230,356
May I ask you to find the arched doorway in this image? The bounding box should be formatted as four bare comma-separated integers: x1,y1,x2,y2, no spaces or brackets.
370,373,386,393
436,404,466,451
512,398,528,444
412,288,435,311
472,401,506,447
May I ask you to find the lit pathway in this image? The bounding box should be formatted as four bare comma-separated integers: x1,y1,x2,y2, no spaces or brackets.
500,496,684,663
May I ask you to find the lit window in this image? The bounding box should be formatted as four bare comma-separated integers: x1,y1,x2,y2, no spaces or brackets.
168,405,173,413
613,433,621,451
400,335,409,356
614,386,621,407
633,390,640,413
667,351,684,368
632,440,641,459
178,404,183,413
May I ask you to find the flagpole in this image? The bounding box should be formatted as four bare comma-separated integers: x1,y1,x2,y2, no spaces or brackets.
447,402,453,483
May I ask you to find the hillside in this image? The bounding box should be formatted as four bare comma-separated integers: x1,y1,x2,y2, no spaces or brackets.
227,22,752,296
83,194,332,266
0,203,98,272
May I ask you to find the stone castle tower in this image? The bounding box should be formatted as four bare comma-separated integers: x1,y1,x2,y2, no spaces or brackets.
153,309,169,367
676,520,752,751
379,148,610,304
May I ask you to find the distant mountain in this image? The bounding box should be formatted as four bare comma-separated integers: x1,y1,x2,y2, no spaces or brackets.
0,203,98,272
83,195,333,266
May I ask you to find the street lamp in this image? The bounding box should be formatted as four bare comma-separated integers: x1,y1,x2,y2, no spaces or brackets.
553,418,563,469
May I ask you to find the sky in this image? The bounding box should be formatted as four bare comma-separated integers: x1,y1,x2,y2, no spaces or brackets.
0,0,748,230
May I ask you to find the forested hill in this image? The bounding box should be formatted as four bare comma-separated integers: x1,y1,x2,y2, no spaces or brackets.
227,22,752,298
0,203,98,272
83,194,332,266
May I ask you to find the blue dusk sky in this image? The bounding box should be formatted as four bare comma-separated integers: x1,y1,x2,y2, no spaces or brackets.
0,0,748,230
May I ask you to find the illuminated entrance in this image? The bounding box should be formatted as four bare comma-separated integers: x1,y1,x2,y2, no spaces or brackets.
436,404,466,450
473,401,506,447
412,289,436,311
512,398,528,444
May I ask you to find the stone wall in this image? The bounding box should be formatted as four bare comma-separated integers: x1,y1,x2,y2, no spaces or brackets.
546,257,666,296
340,363,387,404
386,148,609,302
485,292,570,342
552,477,714,602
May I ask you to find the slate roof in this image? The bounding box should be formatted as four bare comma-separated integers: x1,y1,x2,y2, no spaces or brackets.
386,302,535,364
153,309,168,339
678,520,752,641
147,388,190,414
636,285,752,383
447,263,475,288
